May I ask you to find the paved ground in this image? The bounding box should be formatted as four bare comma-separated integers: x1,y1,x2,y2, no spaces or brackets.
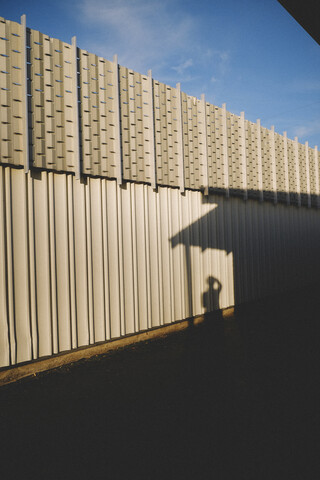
1,285,320,480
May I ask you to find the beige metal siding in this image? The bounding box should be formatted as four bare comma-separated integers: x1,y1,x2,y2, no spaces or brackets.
1,15,320,204
246,120,262,199
153,81,180,187
287,138,299,205
2,14,320,373
78,50,118,178
28,30,78,172
119,66,154,183
0,17,26,168
275,132,287,203
181,93,205,190
1,165,320,368
310,145,319,207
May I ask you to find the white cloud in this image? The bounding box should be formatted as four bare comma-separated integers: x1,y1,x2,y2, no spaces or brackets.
75,0,231,91
172,58,193,75
77,0,196,74
293,121,320,140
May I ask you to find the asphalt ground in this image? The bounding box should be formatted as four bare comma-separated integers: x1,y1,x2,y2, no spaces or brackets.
1,285,320,480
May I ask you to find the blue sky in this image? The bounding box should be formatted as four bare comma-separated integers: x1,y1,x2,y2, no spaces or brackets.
1,0,319,147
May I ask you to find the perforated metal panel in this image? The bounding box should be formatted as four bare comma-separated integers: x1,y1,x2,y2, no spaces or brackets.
119,66,154,183
153,81,180,187
0,17,26,167
206,103,218,190
206,105,229,193
287,138,300,205
180,93,205,190
274,132,287,203
297,141,308,206
261,127,277,202
78,50,119,178
310,145,320,207
246,121,262,199
227,111,244,194
1,14,320,206
28,30,78,172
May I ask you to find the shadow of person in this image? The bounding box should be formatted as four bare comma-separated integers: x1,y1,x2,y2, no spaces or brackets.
203,276,222,313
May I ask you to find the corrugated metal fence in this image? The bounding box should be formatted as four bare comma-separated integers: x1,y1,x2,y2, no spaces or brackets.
1,166,320,368
1,15,320,369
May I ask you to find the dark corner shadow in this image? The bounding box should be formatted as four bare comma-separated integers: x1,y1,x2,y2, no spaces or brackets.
170,187,320,325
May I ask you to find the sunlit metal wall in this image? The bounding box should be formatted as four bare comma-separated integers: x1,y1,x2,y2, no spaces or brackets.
1,15,319,204
1,15,320,370
1,165,320,368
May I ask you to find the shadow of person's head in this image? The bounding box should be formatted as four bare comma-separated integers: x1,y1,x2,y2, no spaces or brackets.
207,276,222,292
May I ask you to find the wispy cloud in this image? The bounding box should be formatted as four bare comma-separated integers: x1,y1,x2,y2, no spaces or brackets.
288,80,320,93
293,122,320,140
77,0,196,74
76,0,231,90
172,58,193,76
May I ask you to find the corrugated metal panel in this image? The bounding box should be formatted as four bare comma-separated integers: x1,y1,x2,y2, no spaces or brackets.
0,17,27,168
1,165,320,369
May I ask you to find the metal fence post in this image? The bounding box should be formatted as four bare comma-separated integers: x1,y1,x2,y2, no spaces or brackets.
147,70,157,190
176,83,185,193
113,54,122,185
21,14,29,173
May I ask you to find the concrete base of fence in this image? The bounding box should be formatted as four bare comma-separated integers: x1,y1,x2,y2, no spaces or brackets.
0,307,235,387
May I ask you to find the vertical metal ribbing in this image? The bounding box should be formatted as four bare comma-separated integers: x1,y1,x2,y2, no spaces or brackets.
176,83,185,193
20,15,29,173
117,183,125,335
5,169,16,364
143,186,152,329
147,70,157,190
283,132,290,205
294,136,301,207
201,94,209,195
113,55,122,186
305,141,311,208
240,111,247,200
314,146,320,208
27,174,38,359
156,190,164,325
177,191,186,319
221,104,229,197
0,168,10,367
71,37,81,180
85,179,94,343
101,180,111,340
67,175,77,348
270,126,277,204
256,119,263,201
